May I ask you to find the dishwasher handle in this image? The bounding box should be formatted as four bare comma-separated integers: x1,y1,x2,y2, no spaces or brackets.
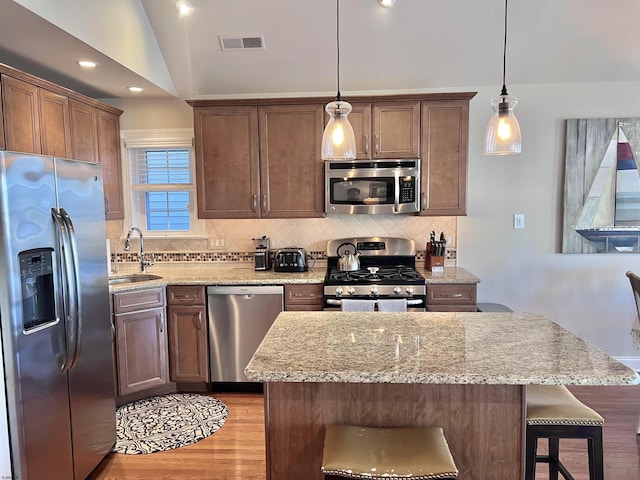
207,285,284,296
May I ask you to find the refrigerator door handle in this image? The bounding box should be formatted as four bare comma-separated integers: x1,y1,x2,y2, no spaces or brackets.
60,208,82,369
52,208,75,373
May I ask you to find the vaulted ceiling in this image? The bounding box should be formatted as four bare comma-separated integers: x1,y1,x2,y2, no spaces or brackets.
1,0,639,100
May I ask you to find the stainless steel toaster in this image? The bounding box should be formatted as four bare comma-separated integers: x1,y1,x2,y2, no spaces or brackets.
274,247,307,272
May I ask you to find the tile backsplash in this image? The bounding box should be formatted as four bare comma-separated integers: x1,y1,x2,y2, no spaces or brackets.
106,214,457,264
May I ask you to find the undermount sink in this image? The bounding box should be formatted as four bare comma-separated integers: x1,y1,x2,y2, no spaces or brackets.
108,273,162,285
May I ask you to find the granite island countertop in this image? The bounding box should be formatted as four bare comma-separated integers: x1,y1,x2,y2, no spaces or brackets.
245,311,640,386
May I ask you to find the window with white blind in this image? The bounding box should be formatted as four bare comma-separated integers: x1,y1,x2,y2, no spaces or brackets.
121,129,204,237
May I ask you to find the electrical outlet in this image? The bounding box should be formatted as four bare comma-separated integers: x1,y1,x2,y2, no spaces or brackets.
514,214,525,229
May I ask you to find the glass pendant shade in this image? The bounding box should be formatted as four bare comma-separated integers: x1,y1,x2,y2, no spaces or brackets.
322,100,356,160
484,94,522,155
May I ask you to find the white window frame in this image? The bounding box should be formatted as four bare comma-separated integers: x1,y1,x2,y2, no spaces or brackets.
120,128,205,239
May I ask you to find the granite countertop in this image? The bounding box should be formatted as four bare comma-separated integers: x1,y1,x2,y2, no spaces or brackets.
109,263,479,292
108,262,327,292
244,311,640,386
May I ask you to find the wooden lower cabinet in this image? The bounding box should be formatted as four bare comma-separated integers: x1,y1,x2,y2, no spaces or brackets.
426,283,477,312
167,286,208,384
284,284,323,311
113,287,170,397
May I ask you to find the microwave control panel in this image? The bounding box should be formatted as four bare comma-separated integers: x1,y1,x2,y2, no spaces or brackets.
399,177,416,204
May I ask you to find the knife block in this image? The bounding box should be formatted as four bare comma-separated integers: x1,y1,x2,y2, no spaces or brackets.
425,254,445,272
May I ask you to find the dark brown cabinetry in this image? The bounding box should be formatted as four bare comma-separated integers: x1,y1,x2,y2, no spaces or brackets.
112,287,170,397
420,99,470,216
349,101,420,159
192,102,324,219
426,283,477,312
166,286,208,385
284,284,323,311
0,64,125,219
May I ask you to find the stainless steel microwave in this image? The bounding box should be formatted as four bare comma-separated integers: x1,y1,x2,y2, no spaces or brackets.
325,158,421,214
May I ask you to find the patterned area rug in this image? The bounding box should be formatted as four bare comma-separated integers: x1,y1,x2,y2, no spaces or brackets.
113,393,228,454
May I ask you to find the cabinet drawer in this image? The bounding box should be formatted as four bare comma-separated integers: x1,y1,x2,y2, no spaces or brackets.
284,284,323,307
427,305,477,312
113,287,165,314
167,285,205,305
427,284,477,305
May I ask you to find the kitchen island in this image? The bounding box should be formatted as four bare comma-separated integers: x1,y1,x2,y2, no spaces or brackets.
245,311,639,480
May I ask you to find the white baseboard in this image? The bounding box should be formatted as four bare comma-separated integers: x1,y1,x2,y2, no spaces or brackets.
614,356,640,372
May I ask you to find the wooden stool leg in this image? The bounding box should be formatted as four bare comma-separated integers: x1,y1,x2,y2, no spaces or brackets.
588,427,604,480
548,437,560,480
525,428,538,480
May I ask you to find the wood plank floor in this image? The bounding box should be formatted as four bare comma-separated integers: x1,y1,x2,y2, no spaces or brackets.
88,386,640,480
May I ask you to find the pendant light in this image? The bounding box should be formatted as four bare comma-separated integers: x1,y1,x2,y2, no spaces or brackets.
484,0,522,155
321,0,356,161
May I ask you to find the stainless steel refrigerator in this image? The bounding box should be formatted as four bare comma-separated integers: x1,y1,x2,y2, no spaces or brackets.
0,152,116,480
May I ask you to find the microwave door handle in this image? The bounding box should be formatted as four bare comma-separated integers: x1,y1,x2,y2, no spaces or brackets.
393,172,400,213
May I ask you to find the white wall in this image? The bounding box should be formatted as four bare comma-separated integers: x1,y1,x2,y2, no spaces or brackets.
461,82,640,360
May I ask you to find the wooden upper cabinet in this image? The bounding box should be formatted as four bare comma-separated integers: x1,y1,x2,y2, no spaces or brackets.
347,101,420,159
258,104,324,218
70,99,99,163
194,106,260,218
193,103,324,219
39,89,72,157
97,110,124,220
420,99,470,216
2,75,40,154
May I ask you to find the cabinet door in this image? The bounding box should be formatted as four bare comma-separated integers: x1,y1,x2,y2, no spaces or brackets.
194,106,260,218
39,89,72,157
420,100,469,216
70,99,99,163
348,102,372,159
97,109,124,220
284,284,323,311
115,307,169,396
167,305,208,383
258,104,324,218
0,79,4,150
372,101,420,158
2,75,41,153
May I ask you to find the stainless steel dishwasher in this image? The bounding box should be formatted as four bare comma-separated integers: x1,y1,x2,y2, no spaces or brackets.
207,285,283,382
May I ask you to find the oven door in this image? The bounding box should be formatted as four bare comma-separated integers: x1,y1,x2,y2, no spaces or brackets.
324,296,426,312
325,160,420,215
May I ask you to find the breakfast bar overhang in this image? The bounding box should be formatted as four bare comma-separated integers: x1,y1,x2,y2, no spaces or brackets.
245,312,640,480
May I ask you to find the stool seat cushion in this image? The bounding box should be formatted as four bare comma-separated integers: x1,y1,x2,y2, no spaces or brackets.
322,425,458,479
527,385,604,426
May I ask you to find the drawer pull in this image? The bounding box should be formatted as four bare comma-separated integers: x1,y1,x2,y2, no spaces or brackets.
451,293,463,298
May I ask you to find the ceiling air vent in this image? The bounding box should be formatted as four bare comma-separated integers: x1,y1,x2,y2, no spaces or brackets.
219,35,265,51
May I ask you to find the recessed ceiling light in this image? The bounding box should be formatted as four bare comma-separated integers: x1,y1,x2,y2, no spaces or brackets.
127,86,143,93
77,60,97,68
378,0,397,7
176,0,194,16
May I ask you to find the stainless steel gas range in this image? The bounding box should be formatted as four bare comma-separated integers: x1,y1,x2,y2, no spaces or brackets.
324,237,426,311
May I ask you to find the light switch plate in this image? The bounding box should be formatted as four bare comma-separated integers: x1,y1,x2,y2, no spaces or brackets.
514,214,525,229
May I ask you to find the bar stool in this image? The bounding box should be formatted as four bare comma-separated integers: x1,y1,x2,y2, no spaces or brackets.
321,425,458,479
526,384,604,480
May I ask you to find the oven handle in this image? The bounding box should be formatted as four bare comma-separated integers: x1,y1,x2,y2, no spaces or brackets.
325,298,424,306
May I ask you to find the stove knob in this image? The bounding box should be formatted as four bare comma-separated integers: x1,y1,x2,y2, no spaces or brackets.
370,286,378,296
348,287,356,295
393,287,402,295
335,287,344,296
405,287,414,295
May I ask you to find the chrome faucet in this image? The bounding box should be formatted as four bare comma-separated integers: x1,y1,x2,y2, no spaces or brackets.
124,227,154,273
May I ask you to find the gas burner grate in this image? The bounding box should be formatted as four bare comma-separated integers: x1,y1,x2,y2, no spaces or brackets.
328,266,423,283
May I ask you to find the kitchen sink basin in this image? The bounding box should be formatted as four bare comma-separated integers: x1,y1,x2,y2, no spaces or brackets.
108,273,162,285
